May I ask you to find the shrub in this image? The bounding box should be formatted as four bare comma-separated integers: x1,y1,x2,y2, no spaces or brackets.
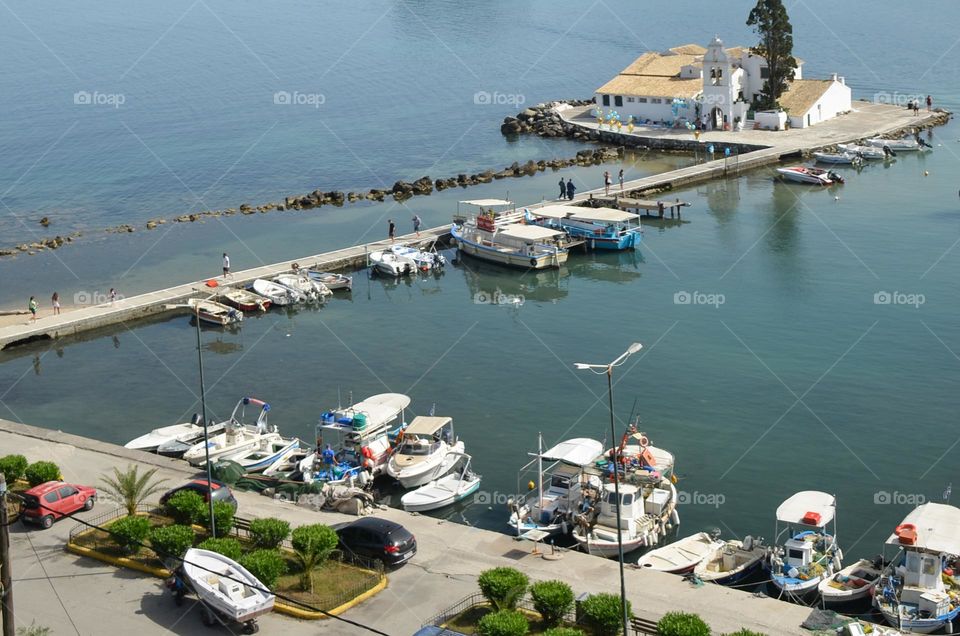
0,454,28,485
149,524,196,559
478,567,529,610
543,629,583,636
16,621,52,636
109,515,151,554
581,593,631,636
249,517,290,549
198,537,244,561
477,609,529,636
165,490,205,525
99,465,167,516
24,461,60,487
239,549,286,588
200,500,235,535
722,631,766,636
291,524,339,591
530,580,575,627
657,612,711,636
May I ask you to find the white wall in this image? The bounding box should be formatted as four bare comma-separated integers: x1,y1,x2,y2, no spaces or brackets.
786,80,851,129
594,94,697,124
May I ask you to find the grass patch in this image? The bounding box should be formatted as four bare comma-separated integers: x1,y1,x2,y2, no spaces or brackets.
445,604,569,635
274,556,382,611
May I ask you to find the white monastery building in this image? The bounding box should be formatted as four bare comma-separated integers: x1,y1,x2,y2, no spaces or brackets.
595,37,852,130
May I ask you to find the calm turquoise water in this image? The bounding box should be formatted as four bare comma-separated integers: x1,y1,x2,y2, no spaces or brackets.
3,0,960,570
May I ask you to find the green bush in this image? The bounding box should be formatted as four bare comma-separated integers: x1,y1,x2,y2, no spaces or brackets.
239,549,286,588
200,500,235,534
657,612,711,636
478,567,529,610
198,537,244,561
165,490,206,525
24,461,60,487
0,454,28,485
249,517,290,549
149,524,196,559
291,524,339,592
581,593,631,636
109,515,151,554
530,580,574,627
543,629,583,636
722,631,765,636
477,609,529,636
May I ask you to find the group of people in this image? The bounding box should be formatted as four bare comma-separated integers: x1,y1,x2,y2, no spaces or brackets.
27,289,116,323
909,95,933,115
559,169,626,200
387,215,422,241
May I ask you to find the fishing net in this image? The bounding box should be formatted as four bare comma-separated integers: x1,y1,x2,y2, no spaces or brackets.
210,459,245,485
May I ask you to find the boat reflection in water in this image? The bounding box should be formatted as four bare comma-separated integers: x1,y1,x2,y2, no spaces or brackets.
565,249,645,285
455,257,569,305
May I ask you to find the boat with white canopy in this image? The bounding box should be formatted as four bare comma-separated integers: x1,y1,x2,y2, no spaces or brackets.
526,205,642,250
766,491,842,600
386,415,464,488
451,199,570,269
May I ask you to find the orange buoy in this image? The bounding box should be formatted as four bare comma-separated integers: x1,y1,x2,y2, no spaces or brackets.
895,523,918,545
205,279,219,288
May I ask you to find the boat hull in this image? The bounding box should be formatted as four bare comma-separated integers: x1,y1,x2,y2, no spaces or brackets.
401,476,480,512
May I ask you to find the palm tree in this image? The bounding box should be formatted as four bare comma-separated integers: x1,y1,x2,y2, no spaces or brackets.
99,465,167,516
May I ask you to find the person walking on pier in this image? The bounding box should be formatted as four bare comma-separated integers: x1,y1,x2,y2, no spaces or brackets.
566,179,576,200
558,177,566,200
603,170,611,195
51,291,61,315
926,95,932,111
388,219,396,242
412,214,422,237
618,169,624,192
222,252,231,279
28,295,38,322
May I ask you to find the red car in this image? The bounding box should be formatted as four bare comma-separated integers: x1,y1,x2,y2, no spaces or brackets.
21,481,97,529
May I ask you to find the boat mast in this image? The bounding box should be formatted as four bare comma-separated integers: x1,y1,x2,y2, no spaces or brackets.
537,432,543,510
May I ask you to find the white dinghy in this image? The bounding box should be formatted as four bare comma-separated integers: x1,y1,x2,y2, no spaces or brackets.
125,414,226,455
401,453,481,512
636,531,725,574
181,548,275,626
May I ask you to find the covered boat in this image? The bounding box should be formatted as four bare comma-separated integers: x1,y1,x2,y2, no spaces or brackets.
766,491,842,600
401,453,480,512
386,415,464,488
188,299,243,326
451,199,570,269
636,531,724,574
527,205,642,250
305,271,352,291
694,536,766,585
180,548,275,625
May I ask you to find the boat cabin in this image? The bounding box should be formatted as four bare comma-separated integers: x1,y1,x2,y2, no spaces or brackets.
598,483,642,528
883,503,960,613
395,416,455,457
784,535,815,568
455,199,522,227
532,205,642,236
315,393,410,470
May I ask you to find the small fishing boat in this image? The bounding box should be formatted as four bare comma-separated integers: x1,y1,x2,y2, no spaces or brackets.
694,536,766,585
390,244,446,271
766,491,842,601
818,556,884,606
527,205,642,251
837,143,890,160
262,445,311,479
125,414,225,455
637,531,725,574
866,137,922,151
182,398,277,466
369,249,417,277
572,480,680,557
776,166,844,185
272,273,330,302
401,453,480,512
188,299,243,326
451,199,571,269
813,151,861,165
224,435,301,473
252,279,302,306
386,415,464,488
179,548,275,628
219,288,271,312
305,271,352,291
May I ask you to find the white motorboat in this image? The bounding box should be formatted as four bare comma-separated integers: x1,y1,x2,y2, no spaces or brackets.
507,436,605,538
181,548,275,624
187,299,243,326
572,480,680,557
386,415,464,489
875,503,960,633
305,271,352,291
776,166,844,185
389,244,446,271
819,557,883,606
252,279,302,306
219,288,271,312
224,435,301,473
369,249,417,277
813,151,861,165
401,453,480,512
766,491,842,600
451,199,570,269
837,143,890,160
182,397,277,466
272,273,330,302
866,137,922,151
694,536,766,585
637,531,725,574
125,414,225,455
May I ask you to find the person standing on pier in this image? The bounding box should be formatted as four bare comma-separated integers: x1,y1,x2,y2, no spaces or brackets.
926,95,933,111
109,288,117,304
412,214,422,237
51,291,61,315
603,170,611,195
222,252,231,279
28,296,38,322
558,177,566,200
618,169,624,192
388,219,396,242
566,179,576,200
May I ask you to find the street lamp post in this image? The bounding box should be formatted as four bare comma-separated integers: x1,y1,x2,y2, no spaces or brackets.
194,297,216,538
575,342,643,636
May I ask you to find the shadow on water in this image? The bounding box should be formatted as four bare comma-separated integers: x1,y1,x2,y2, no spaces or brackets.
566,249,645,285
454,256,570,304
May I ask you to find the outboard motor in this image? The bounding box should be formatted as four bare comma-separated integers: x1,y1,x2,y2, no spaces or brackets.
191,413,203,426
883,145,896,158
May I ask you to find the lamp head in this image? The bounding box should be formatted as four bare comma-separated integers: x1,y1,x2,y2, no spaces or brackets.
627,342,643,355
573,363,592,370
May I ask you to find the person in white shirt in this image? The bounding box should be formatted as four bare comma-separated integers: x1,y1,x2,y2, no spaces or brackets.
222,253,231,278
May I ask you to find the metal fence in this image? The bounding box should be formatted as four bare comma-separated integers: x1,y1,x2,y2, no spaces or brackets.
67,504,161,546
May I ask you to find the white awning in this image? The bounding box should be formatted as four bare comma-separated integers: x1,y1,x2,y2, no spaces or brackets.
499,225,564,241
342,393,410,427
540,438,603,466
569,208,639,223
460,199,513,207
404,415,453,436
885,503,960,555
775,491,836,527
530,205,577,219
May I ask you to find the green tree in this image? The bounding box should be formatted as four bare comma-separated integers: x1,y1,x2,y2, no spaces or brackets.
746,0,798,110
477,567,529,611
290,524,339,592
529,580,574,627
99,465,167,516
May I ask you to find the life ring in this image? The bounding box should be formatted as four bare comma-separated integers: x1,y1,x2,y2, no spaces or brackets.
530,258,537,267
638,434,650,448
895,523,917,545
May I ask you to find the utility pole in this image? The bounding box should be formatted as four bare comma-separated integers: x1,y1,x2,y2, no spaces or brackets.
1,474,15,636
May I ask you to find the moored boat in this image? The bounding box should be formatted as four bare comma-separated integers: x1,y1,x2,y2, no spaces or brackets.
182,397,277,466
224,435,301,473
866,137,922,151
125,414,226,455
401,453,481,512
451,199,571,269
819,556,884,606
637,531,725,574
526,205,642,250
386,415,464,488
813,151,861,165
252,279,302,306
369,249,417,276
766,491,842,601
837,143,890,160
571,480,679,557
219,288,271,312
694,536,766,585
187,299,243,326
305,271,352,291
272,273,330,302
776,166,844,185
390,244,446,271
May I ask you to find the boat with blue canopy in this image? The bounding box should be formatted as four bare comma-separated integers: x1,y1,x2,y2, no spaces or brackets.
526,205,642,250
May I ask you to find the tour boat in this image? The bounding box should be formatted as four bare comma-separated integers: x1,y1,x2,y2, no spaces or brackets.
218,288,271,312
451,199,570,269
386,415,465,488
812,151,861,165
223,435,301,473
272,273,330,302
125,414,225,455
180,548,275,624
187,299,243,326
837,143,890,160
819,557,884,606
776,166,844,185
694,536,767,585
874,503,960,633
527,205,642,250
390,244,446,271
305,271,352,291
507,436,604,538
401,453,481,512
637,531,725,574
251,279,302,306
369,249,417,276
766,491,843,601
182,397,277,466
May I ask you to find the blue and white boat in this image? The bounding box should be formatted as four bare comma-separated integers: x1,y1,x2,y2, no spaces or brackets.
875,503,960,633
451,199,569,269
694,536,767,585
526,205,642,250
225,435,302,473
766,491,843,601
